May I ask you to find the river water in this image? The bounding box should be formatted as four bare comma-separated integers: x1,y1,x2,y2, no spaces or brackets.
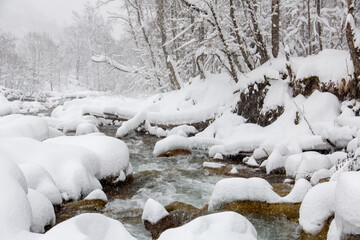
95,126,301,240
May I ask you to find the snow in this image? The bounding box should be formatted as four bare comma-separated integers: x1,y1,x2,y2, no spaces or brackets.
0,93,13,116
229,167,239,174
299,181,336,235
0,115,50,140
75,122,99,135
0,137,102,201
153,135,192,156
116,110,147,138
84,189,108,202
20,163,62,205
0,157,32,239
158,211,257,240
27,189,56,233
334,171,360,235
39,213,136,240
213,153,223,160
203,162,226,169
209,177,312,211
45,134,131,179
141,198,169,224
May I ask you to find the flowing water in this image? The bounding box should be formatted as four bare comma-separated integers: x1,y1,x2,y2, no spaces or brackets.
95,126,301,240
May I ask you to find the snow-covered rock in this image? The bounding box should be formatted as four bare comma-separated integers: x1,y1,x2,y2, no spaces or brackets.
28,189,56,233
299,181,336,235
84,189,108,202
75,122,99,135
142,198,169,224
153,135,192,156
20,163,62,205
39,213,136,240
158,211,257,240
203,162,225,169
45,134,132,179
0,94,13,116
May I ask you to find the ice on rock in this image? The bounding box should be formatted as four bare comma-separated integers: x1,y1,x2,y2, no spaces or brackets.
75,122,99,135
39,213,136,240
20,163,62,205
84,189,108,202
28,189,56,233
299,181,336,235
158,212,257,240
45,134,131,179
142,198,169,224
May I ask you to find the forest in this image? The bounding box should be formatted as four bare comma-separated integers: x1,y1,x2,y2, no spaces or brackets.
1,0,360,240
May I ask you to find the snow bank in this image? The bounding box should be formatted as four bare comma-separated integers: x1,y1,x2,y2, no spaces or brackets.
0,115,50,140
45,134,131,179
142,198,169,224
28,189,56,233
20,163,62,205
299,181,336,235
39,213,136,240
84,189,108,202
158,211,257,240
0,137,101,201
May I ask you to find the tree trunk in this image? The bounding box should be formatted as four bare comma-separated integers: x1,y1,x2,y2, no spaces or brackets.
271,0,280,58
316,0,323,51
155,0,181,90
346,0,360,89
307,0,312,55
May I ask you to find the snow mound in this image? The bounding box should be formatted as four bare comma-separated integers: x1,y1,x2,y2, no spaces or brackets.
208,178,282,211
0,157,32,239
28,189,56,233
39,213,136,240
209,177,311,211
0,115,49,140
299,181,336,235
84,189,108,202
45,134,131,179
334,171,360,235
153,135,191,156
158,211,257,240
0,137,101,201
20,163,62,205
0,93,13,116
76,122,99,135
142,198,169,224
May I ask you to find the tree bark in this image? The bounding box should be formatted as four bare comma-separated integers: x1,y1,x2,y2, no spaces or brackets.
307,0,312,55
346,0,360,88
316,0,323,51
271,0,280,58
155,0,181,90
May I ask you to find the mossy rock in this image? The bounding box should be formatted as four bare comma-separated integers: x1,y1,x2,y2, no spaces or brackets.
158,149,191,157
221,201,301,221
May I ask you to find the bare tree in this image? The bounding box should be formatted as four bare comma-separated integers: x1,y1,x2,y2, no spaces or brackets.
271,0,280,58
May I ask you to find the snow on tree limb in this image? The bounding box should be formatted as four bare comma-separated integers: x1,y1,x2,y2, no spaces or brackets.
92,55,131,73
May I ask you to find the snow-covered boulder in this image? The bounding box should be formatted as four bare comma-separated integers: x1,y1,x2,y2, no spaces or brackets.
45,134,132,179
153,135,192,157
20,163,62,205
75,122,99,135
84,189,108,202
0,157,32,239
0,137,102,201
0,94,12,116
142,198,174,239
27,189,56,233
299,181,336,235
39,213,136,240
158,211,257,240
208,178,282,211
0,115,50,140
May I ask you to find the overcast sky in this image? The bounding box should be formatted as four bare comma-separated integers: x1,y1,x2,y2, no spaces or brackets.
0,0,124,39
